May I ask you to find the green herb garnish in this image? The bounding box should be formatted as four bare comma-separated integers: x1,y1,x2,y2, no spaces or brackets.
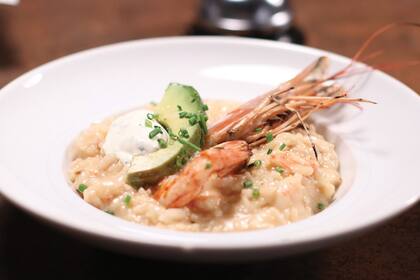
267,148,273,155
255,127,262,132
178,137,201,152
266,132,273,142
252,188,260,199
175,149,189,168
157,139,167,149
279,143,287,151
178,128,190,138
168,130,177,140
145,119,153,128
178,111,207,134
202,104,209,111
275,166,284,174
170,130,200,152
317,203,325,211
124,194,132,207
205,162,212,169
146,113,156,120
179,111,188,118
248,159,262,168
77,183,88,193
198,114,208,134
177,105,183,111
243,179,253,189
191,98,196,103
149,126,163,139
188,115,198,126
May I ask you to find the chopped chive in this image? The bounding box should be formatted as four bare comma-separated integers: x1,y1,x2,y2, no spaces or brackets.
205,162,212,169
179,112,197,120
178,138,201,152
255,127,262,132
77,183,88,193
279,143,287,151
267,148,273,155
124,194,132,207
168,130,180,141
178,128,190,138
188,115,198,126
248,159,262,168
266,132,274,142
157,138,167,149
198,113,208,133
317,203,325,211
275,166,284,174
149,126,163,139
179,111,188,118
146,113,155,120
145,119,153,128
252,188,260,199
253,160,262,168
176,150,188,168
168,131,178,140
177,105,183,111
202,104,209,111
243,179,253,189
170,129,200,152
105,210,115,215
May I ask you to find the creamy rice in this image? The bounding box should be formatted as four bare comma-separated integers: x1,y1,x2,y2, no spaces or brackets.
68,101,341,232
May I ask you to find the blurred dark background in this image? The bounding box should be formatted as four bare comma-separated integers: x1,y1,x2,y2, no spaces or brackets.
0,0,419,90
0,1,419,279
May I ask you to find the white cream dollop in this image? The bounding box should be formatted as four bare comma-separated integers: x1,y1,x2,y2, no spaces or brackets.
103,109,168,164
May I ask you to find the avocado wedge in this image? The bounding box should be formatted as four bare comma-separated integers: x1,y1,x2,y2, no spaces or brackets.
126,83,207,188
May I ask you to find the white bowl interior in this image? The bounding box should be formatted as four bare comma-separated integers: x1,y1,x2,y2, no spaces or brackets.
0,37,419,259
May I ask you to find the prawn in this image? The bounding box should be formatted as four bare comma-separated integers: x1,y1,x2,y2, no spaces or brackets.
154,140,251,208
206,56,375,148
154,22,420,209
206,22,420,148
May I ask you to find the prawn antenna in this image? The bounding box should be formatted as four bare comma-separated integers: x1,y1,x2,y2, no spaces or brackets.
286,104,319,161
329,22,420,81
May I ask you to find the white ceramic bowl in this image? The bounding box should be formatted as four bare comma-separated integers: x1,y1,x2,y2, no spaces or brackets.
0,37,419,262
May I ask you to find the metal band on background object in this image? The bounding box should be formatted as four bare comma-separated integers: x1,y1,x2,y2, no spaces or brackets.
0,0,19,5
197,0,293,37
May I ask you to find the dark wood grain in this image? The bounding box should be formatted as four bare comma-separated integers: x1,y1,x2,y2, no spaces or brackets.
0,1,419,279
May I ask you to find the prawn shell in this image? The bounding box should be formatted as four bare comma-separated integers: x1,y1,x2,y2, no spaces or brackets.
154,140,251,208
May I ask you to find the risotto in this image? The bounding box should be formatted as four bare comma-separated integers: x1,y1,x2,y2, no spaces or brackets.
68,100,341,232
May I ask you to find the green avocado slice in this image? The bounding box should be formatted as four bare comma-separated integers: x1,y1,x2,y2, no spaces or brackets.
126,83,207,188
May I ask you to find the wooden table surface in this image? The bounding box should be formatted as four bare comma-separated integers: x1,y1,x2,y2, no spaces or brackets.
0,1,419,279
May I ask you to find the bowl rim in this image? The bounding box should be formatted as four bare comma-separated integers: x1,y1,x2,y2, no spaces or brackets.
0,36,419,254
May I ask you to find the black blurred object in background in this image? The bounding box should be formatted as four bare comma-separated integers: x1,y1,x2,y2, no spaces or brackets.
0,15,18,67
192,0,304,44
